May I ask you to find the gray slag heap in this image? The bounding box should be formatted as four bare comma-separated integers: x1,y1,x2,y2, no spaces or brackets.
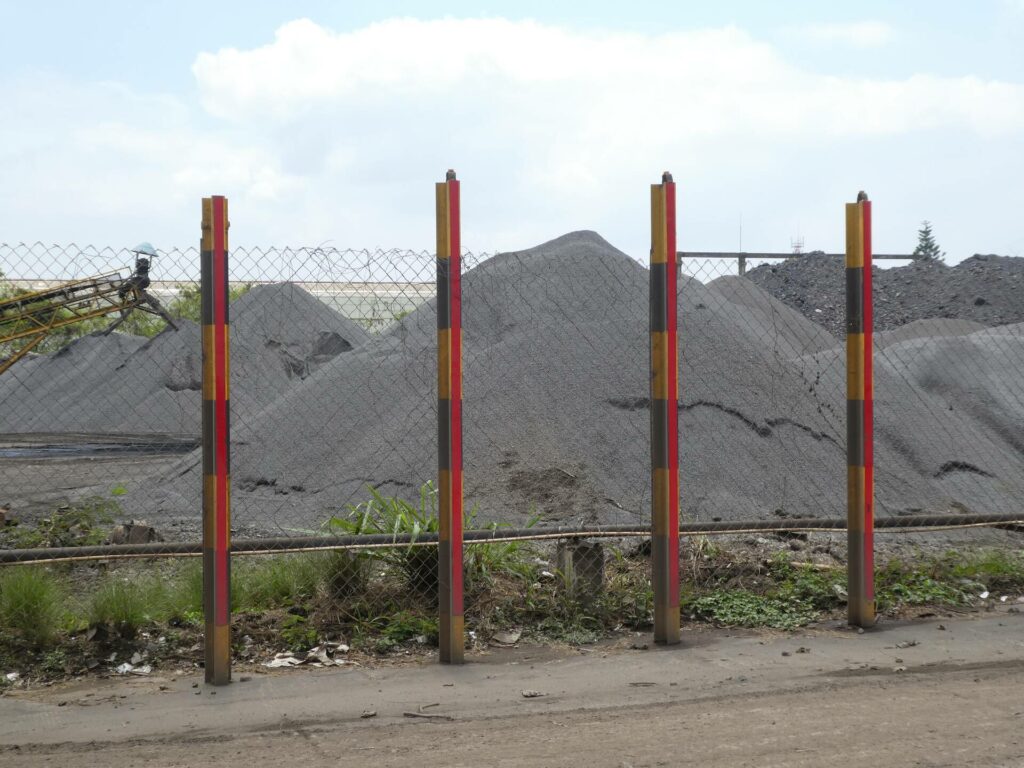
133,231,1024,533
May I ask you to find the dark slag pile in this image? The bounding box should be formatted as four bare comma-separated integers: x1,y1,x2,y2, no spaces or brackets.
129,232,1024,536
0,283,369,435
747,253,1024,338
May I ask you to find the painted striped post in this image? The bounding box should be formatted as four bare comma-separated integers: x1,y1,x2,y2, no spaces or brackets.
650,172,681,645
436,170,464,663
201,195,232,684
846,190,875,628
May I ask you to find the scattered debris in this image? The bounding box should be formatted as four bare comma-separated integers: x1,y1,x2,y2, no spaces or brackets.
491,629,523,646
521,690,547,698
264,654,303,669
360,710,377,719
5,672,20,683
403,711,454,721
894,640,920,649
108,521,161,545
263,642,352,669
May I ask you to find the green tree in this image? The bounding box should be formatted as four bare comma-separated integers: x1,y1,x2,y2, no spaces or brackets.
912,220,945,262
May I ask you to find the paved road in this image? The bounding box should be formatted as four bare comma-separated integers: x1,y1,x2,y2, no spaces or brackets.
2,612,1023,767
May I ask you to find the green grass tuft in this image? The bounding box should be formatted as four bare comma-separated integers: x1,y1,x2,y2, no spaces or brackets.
233,555,323,611
0,567,65,645
88,578,164,637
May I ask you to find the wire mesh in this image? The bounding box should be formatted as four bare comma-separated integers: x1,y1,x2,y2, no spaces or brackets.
3,242,1024,654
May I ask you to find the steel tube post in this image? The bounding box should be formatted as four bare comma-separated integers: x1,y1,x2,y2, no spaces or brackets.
201,195,232,683
846,191,875,627
650,172,681,645
436,170,464,663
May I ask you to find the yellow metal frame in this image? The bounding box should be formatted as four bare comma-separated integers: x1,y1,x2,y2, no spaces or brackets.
0,270,170,376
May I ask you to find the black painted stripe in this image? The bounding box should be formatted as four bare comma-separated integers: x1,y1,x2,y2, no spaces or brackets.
223,400,231,470
649,264,666,333
847,400,865,466
846,267,864,335
651,399,669,468
202,398,215,475
436,259,450,329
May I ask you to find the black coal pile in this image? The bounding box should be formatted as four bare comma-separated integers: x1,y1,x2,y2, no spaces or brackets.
747,253,1024,337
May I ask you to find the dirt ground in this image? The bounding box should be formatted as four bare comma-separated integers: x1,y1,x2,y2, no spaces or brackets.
2,610,1023,767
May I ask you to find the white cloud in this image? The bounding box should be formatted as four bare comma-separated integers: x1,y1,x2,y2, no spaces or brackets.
1,17,1023,261
193,18,1021,140
793,20,894,47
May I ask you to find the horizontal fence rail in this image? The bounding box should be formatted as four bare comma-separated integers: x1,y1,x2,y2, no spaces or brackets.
3,513,1022,564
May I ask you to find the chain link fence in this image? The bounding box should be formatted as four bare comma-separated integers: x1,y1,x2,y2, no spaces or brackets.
3,240,1024,666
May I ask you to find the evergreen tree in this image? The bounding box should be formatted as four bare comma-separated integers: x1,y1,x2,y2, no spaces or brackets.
913,220,945,262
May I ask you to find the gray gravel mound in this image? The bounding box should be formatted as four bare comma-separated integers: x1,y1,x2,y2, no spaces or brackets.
130,232,888,533
11,234,1023,539
748,253,1024,337
0,283,367,435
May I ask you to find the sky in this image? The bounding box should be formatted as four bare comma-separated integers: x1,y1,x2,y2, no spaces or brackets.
1,1,1022,262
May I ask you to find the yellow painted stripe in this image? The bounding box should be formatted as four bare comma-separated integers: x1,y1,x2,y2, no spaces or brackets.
435,183,450,260
651,332,669,399
223,329,230,400
847,466,865,531
201,198,214,250
203,474,217,537
650,185,667,264
846,333,865,399
846,204,864,269
221,197,230,246
438,329,451,398
849,598,874,626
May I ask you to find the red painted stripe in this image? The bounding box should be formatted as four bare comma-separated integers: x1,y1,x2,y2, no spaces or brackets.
212,196,230,626
664,182,679,602
861,201,874,598
448,180,463,611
